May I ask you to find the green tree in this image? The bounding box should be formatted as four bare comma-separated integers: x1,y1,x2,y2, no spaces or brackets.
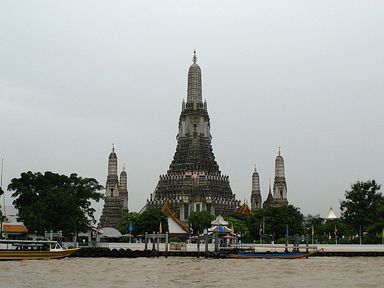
118,212,141,234
134,209,168,235
188,211,214,234
255,205,304,241
8,171,103,236
340,180,384,239
224,215,249,237
303,214,323,239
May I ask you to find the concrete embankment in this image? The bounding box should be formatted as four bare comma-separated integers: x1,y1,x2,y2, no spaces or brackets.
315,244,384,257
71,244,384,258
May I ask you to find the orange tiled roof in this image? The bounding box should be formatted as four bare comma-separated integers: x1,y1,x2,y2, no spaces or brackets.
2,223,28,234
161,202,189,233
235,202,253,215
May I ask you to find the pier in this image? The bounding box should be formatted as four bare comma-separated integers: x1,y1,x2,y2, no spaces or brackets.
70,243,384,258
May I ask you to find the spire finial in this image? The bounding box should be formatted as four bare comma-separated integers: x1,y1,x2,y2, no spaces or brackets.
123,164,125,171
193,50,197,63
254,164,257,172
278,146,281,156
269,177,272,194
112,143,115,153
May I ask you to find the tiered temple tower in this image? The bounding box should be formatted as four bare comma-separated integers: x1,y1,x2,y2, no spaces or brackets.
147,52,240,220
264,148,288,207
100,146,129,228
250,167,262,211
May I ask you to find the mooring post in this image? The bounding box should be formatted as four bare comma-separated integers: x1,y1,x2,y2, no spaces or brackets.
197,238,200,258
165,232,168,258
152,231,156,252
156,233,160,256
285,224,289,253
205,233,209,258
144,232,148,251
215,233,219,252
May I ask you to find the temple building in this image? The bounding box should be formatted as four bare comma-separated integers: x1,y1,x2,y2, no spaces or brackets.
147,52,240,220
250,167,262,211
100,146,129,228
263,148,288,207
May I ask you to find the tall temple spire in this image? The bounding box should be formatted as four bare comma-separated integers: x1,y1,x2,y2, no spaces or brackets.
101,146,126,228
275,147,285,178
251,166,262,211
273,148,288,204
252,168,260,192
148,54,239,220
107,145,118,182
187,51,202,104
119,167,129,214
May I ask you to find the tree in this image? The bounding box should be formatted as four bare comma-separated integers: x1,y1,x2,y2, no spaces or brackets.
303,214,323,238
133,209,168,235
118,212,141,234
340,180,384,238
8,171,103,236
254,205,304,241
188,211,214,234
224,215,249,237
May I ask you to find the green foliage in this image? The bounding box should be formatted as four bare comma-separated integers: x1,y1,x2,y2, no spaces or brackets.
8,171,103,236
169,236,181,243
253,205,304,241
340,180,384,237
303,214,323,230
188,211,214,234
118,212,141,234
224,215,249,236
134,209,168,235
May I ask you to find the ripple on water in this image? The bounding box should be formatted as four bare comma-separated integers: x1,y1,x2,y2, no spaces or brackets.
1,257,384,288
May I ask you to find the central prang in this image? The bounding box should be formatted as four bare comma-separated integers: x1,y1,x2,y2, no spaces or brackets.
146,52,240,220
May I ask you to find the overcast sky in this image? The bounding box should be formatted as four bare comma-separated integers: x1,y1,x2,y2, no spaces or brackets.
1,1,383,221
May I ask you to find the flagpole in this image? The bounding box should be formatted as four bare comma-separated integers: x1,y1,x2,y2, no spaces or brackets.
262,217,265,245
0,158,4,239
1,158,5,218
335,224,337,245
359,225,362,245
311,225,314,245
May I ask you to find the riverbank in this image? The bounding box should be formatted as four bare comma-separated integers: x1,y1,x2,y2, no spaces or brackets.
70,243,384,258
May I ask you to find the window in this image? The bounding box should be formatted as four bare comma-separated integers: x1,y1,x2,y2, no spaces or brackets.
184,204,189,220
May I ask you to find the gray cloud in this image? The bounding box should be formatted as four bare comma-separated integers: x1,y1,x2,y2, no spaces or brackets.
1,1,383,220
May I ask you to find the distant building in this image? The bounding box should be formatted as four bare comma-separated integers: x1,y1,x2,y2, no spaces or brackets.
146,52,240,220
250,168,262,211
1,223,28,240
100,146,128,228
326,207,337,220
235,201,253,215
263,148,288,207
161,202,189,238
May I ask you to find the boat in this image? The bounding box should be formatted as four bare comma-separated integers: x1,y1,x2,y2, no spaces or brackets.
0,239,79,260
228,250,316,259
225,244,319,259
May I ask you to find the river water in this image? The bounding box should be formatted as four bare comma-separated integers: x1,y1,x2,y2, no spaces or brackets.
1,257,383,288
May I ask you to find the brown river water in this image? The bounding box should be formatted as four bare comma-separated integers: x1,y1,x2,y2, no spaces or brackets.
1,257,383,288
